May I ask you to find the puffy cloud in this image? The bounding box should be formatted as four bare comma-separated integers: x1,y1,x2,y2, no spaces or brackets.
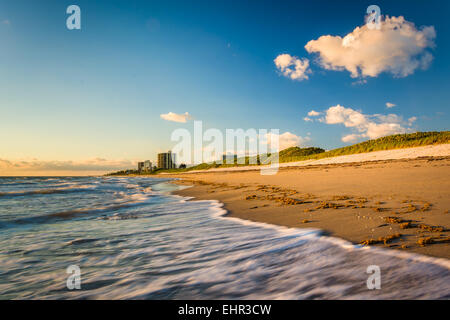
365,122,406,139
408,116,417,125
304,110,321,121
265,131,310,151
274,54,311,81
160,112,192,123
0,158,135,176
341,134,362,143
279,132,309,150
324,105,367,127
305,16,436,78
308,104,415,142
307,110,321,117
386,102,396,108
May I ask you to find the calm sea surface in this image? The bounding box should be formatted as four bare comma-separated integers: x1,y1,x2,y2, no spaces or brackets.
0,176,449,299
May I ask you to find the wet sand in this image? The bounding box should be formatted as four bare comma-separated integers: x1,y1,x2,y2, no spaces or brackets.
168,156,450,259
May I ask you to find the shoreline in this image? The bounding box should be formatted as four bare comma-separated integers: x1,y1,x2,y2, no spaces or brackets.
168,156,450,260
188,191,450,271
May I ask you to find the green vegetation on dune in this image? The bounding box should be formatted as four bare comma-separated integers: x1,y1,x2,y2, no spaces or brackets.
106,131,450,176
182,147,326,171
330,131,450,154
279,131,450,163
275,146,325,163
279,147,325,158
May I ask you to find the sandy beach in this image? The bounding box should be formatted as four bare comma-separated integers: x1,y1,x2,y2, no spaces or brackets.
168,146,450,259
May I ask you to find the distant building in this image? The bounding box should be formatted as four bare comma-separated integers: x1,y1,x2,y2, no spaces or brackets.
144,160,152,172
158,151,176,169
138,161,152,173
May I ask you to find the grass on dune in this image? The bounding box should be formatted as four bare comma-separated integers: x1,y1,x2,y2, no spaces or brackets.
279,131,450,163
107,131,450,175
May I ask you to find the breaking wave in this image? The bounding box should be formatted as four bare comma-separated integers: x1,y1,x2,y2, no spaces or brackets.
0,177,448,299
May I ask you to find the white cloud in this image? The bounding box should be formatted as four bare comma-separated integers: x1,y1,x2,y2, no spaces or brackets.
307,110,321,117
386,102,396,108
365,122,406,140
264,131,310,151
160,112,192,123
311,104,415,142
303,117,313,122
408,116,417,125
341,134,362,143
274,54,311,81
279,132,306,150
325,105,367,127
305,16,436,78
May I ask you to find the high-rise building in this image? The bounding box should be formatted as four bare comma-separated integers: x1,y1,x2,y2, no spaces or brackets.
138,160,153,172
143,160,152,172
158,151,176,169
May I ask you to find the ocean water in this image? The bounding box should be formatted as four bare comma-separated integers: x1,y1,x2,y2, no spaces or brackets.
0,176,449,299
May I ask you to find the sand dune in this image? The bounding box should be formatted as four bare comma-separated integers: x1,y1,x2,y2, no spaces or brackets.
177,144,450,174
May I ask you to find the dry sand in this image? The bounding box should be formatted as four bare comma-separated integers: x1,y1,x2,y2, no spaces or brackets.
167,147,450,259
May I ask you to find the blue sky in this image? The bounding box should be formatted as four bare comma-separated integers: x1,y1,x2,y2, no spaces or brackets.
0,0,448,174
